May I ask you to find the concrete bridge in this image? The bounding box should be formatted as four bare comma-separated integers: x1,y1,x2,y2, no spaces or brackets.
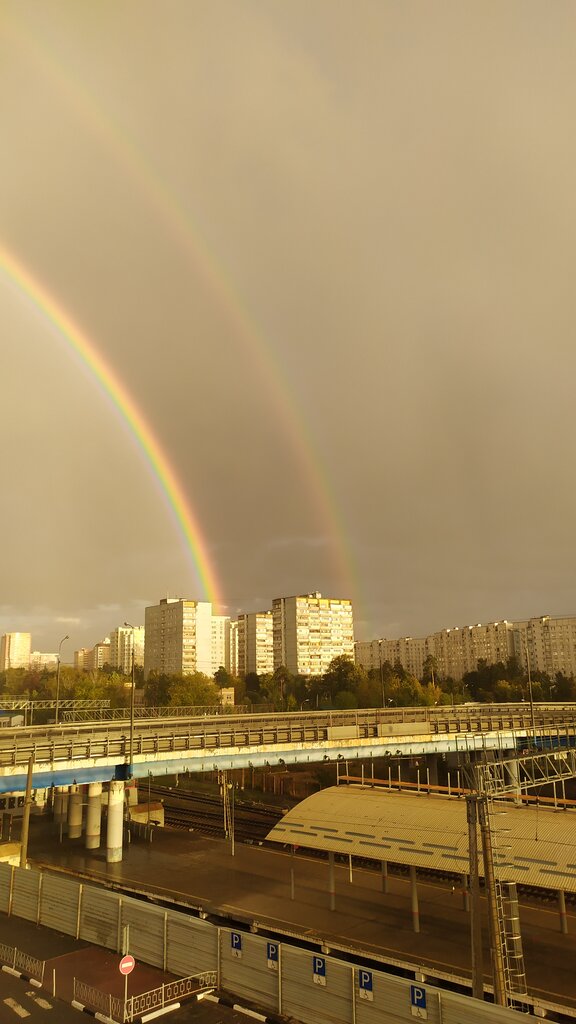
5,702,576,866
2,702,575,793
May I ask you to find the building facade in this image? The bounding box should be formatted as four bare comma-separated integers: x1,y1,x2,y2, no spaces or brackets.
211,615,231,674
237,611,274,677
0,633,31,670
272,592,355,676
356,614,576,682
144,598,213,678
109,625,145,674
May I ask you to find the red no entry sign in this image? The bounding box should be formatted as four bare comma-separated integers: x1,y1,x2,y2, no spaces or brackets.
119,954,135,975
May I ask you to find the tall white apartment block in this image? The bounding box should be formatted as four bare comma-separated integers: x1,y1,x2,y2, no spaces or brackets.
237,611,274,677
0,633,31,670
87,639,112,671
513,615,576,679
109,625,145,674
144,598,212,678
229,620,238,677
211,615,231,674
273,592,355,676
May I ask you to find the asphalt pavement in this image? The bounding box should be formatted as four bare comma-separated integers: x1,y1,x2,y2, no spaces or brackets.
0,971,81,1022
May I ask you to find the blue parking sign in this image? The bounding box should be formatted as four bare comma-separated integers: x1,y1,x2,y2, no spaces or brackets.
267,942,279,971
358,969,373,1002
410,984,427,1019
230,932,242,959
313,955,326,986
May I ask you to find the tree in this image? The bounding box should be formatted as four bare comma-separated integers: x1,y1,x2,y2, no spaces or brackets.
168,673,220,707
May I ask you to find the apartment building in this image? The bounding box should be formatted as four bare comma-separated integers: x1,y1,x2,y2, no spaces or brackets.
355,637,428,679
272,592,355,676
30,651,58,671
356,614,576,681
237,611,274,677
211,615,231,674
144,598,212,678
0,633,31,670
109,625,145,674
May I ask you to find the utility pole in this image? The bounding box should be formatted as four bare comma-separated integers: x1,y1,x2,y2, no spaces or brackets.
19,755,34,869
466,792,484,1000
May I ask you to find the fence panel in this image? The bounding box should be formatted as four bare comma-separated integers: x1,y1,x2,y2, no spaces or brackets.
220,928,278,1012
355,969,441,1024
79,886,120,949
121,898,165,968
281,945,354,1024
0,863,12,913
11,867,40,922
165,914,218,977
39,873,80,936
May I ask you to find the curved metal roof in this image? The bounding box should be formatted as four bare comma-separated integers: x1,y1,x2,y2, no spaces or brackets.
266,785,576,892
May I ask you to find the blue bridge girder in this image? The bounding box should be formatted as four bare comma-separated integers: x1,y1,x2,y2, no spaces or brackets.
1,703,576,793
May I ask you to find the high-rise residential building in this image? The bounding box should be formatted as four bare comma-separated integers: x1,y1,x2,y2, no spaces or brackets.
109,625,145,674
87,639,112,671
211,615,231,674
272,592,355,676
355,614,576,682
229,620,238,677
144,598,212,678
237,611,274,677
513,615,576,680
30,651,58,671
0,633,31,670
74,648,90,671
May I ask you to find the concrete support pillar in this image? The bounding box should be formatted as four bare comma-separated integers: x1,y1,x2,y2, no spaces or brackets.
410,865,420,933
381,860,388,894
106,781,125,864
559,890,569,935
53,787,66,824
506,757,522,805
328,850,336,912
67,785,83,839
86,782,102,850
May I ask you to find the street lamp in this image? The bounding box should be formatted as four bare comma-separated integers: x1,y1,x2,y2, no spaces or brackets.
378,640,387,709
524,637,537,747
54,635,69,725
124,622,136,777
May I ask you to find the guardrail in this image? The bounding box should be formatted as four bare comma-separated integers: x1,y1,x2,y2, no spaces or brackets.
0,941,45,981
73,971,217,1022
63,704,249,722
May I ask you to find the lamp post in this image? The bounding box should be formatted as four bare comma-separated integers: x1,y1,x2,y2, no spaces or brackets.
124,623,136,778
524,636,537,747
54,635,69,725
379,640,387,709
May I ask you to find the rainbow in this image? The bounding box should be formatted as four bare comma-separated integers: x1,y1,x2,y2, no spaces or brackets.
0,242,222,607
5,14,357,603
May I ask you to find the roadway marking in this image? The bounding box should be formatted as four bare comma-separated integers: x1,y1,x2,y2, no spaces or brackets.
26,991,52,1009
3,999,30,1018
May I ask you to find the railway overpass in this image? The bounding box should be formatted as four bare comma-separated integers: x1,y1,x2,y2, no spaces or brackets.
1,702,575,794
3,702,576,865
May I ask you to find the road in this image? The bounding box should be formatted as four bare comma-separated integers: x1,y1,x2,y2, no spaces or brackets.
0,971,80,1022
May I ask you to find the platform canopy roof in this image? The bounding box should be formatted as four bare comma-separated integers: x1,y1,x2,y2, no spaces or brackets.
266,785,576,893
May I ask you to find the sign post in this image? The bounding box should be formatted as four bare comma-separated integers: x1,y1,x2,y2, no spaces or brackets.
119,953,135,1014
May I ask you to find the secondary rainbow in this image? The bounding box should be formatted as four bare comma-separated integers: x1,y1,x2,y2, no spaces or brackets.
0,242,222,607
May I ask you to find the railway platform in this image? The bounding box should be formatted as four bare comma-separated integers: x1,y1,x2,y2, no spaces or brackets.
26,816,576,1011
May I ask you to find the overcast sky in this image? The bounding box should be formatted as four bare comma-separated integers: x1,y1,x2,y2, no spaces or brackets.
2,2,576,654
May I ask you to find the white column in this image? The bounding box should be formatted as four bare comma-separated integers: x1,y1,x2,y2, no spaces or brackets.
106,781,125,863
68,785,83,839
86,782,102,850
60,787,70,826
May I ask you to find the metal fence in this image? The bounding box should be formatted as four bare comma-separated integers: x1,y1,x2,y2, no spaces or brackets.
73,972,216,1022
63,704,249,722
0,862,541,1024
0,939,45,981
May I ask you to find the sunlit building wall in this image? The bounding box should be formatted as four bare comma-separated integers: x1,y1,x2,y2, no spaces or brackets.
273,592,355,676
237,611,274,677
0,633,31,670
144,598,213,678
29,651,58,671
211,615,231,674
109,625,145,674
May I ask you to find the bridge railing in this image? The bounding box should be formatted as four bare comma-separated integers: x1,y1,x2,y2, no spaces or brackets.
63,704,249,722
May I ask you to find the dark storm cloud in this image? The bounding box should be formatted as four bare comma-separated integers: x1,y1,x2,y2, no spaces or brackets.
1,1,576,651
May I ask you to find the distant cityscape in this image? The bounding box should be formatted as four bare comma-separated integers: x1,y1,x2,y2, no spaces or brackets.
2,597,576,683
